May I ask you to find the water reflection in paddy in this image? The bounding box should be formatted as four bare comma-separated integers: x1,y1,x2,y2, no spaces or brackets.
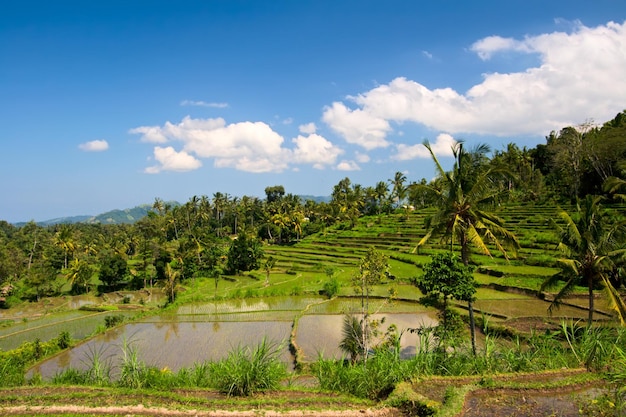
28,297,442,379
30,320,293,379
296,313,437,361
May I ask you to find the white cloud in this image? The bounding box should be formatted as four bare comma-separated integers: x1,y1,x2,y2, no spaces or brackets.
282,117,293,125
180,100,229,108
322,20,626,141
299,122,317,134
336,160,360,171
78,139,109,152
422,50,433,59
145,146,202,173
291,133,344,169
129,126,169,143
470,36,532,60
392,133,457,161
132,116,344,174
322,102,391,150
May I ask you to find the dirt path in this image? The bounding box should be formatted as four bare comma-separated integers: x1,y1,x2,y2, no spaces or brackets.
0,405,401,417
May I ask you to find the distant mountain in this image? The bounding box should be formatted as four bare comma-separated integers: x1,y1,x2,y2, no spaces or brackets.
16,204,156,227
32,215,94,226
88,204,154,224
298,195,331,203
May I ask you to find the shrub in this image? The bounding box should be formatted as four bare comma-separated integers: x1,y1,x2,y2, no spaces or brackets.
0,358,25,387
104,314,124,328
57,331,72,349
322,277,340,298
313,349,412,400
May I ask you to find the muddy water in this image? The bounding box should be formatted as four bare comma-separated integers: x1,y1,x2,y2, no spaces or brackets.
29,320,293,379
296,313,437,361
0,311,131,351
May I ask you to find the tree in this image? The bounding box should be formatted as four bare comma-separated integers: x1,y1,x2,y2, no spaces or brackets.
389,171,407,208
263,256,276,286
414,140,519,354
541,195,626,326
226,232,264,275
604,160,626,202
54,225,76,270
98,251,128,290
65,258,93,294
163,263,180,304
415,252,476,346
351,247,389,361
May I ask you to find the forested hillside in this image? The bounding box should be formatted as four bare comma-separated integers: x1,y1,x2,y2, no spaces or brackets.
1,111,625,306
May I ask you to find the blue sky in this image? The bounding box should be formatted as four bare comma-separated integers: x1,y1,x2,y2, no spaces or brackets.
1,1,625,223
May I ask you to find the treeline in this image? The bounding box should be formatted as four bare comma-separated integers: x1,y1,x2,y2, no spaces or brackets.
0,111,625,305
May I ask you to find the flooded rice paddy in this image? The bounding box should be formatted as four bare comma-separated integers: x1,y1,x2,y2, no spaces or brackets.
15,293,602,380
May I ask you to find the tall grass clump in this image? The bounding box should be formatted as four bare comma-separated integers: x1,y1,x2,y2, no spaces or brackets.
559,321,620,371
83,344,112,386
118,338,146,388
209,338,287,396
0,357,25,387
313,348,413,400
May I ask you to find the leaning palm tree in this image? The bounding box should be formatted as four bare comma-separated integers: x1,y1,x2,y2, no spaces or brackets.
413,140,519,354
541,195,626,327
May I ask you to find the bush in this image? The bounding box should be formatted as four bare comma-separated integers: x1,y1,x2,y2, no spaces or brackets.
322,277,340,298
104,314,125,328
209,339,286,396
0,358,25,387
313,349,412,400
56,331,72,349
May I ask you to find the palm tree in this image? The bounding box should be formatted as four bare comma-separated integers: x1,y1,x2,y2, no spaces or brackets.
541,195,626,326
163,263,180,304
414,140,519,354
55,225,76,269
65,258,93,294
604,160,626,202
374,181,389,214
389,171,407,208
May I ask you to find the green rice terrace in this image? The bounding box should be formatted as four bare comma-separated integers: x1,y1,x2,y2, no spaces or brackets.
1,204,626,416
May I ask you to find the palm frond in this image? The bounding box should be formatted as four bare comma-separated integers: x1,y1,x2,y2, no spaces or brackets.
546,277,578,315
600,275,626,326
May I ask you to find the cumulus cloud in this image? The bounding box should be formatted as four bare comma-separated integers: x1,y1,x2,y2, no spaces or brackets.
299,122,317,134
336,160,361,171
470,36,532,60
323,102,392,150
323,20,626,142
392,133,457,161
180,100,229,108
145,146,202,173
78,139,109,152
291,134,344,169
131,116,344,174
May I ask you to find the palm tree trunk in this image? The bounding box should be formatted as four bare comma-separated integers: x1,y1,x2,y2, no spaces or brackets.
461,238,477,355
587,277,593,327
468,301,477,355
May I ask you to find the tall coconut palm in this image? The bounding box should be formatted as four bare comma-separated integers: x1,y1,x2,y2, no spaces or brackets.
414,140,519,354
389,171,407,208
541,195,626,326
55,225,76,269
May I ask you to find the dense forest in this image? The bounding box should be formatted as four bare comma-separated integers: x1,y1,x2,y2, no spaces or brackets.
1,111,625,307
